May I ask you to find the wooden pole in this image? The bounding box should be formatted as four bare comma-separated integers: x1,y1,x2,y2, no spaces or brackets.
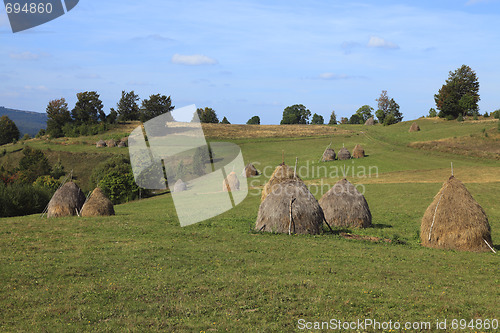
294,157,298,177
323,216,335,234
289,198,296,235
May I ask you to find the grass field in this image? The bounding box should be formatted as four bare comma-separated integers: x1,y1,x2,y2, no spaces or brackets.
1,118,499,332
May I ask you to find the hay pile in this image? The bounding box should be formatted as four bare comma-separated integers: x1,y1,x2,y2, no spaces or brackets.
244,163,259,178
352,144,365,159
223,172,240,192
96,140,106,148
420,176,493,252
365,117,375,126
173,179,187,192
261,163,300,202
319,178,372,228
337,147,351,160
409,122,420,132
117,138,127,148
255,179,324,235
81,188,115,217
105,139,117,147
47,182,86,218
322,148,336,161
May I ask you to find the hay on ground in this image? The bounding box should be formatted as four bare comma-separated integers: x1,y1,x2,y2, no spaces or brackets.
365,117,375,126
322,148,336,161
173,179,187,192
47,182,86,218
96,140,106,148
352,144,365,159
105,139,117,147
81,188,115,217
255,179,324,235
337,147,351,160
261,164,300,202
223,172,240,192
319,178,372,228
117,140,127,148
409,122,420,132
420,176,493,252
244,163,259,178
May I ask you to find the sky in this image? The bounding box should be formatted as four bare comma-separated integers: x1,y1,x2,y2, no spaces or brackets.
1,0,500,124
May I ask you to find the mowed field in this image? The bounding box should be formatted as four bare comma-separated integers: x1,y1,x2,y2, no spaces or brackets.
1,118,499,332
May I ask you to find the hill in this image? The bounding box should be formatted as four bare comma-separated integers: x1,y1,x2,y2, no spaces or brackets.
0,106,47,137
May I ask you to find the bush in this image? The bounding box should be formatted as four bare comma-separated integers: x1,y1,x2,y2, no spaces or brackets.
484,112,490,118
246,116,260,125
35,129,46,138
33,175,60,192
457,114,464,122
383,114,397,126
22,133,31,141
445,115,455,121
428,108,437,117
492,110,500,119
473,113,478,120
0,182,53,217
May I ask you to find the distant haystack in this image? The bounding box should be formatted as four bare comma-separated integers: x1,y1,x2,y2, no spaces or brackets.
322,148,336,161
173,179,187,192
261,164,300,202
420,176,493,252
47,182,86,218
223,172,240,192
81,188,115,217
117,138,128,148
96,140,106,148
255,179,324,235
409,122,420,132
365,117,375,126
244,163,259,178
105,139,117,147
337,147,351,160
352,144,365,159
319,178,372,228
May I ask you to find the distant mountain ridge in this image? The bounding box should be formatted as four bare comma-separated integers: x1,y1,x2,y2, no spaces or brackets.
0,106,47,137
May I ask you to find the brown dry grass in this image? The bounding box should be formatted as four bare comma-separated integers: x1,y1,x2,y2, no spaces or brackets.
201,124,351,139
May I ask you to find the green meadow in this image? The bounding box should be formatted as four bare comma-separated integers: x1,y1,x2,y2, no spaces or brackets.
1,118,499,332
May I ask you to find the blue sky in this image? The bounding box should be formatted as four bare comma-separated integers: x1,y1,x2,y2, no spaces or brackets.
1,0,500,124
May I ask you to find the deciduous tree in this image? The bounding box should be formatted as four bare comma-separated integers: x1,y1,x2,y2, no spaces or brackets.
46,98,72,138
280,104,311,124
0,116,20,145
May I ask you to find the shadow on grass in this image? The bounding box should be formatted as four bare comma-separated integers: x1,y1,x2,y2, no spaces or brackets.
372,223,393,229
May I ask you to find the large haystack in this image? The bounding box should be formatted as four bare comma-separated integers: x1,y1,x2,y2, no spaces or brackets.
409,122,420,132
322,148,336,161
365,117,375,126
47,182,86,218
223,172,240,192
337,147,351,160
261,163,300,202
81,188,115,217
173,179,187,192
319,178,372,228
105,139,117,147
352,144,365,159
96,140,106,148
244,163,259,178
255,179,324,235
420,176,493,252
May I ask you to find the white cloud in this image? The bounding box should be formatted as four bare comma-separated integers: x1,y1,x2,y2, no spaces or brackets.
9,51,45,60
171,54,218,66
24,85,48,91
319,73,350,80
367,36,399,49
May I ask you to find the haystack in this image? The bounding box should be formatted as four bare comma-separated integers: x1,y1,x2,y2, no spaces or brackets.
117,140,127,148
81,188,115,217
261,163,300,202
365,117,375,126
319,178,372,228
409,122,420,132
96,140,106,148
47,182,86,218
352,144,365,159
223,172,240,192
173,179,187,192
244,163,259,178
337,147,351,160
420,176,493,252
255,179,324,235
322,148,336,161
105,139,117,147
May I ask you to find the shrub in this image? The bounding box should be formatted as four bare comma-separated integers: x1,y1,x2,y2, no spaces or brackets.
383,114,397,126
484,112,490,118
473,113,478,120
457,114,464,122
17,146,52,183
428,108,437,117
492,110,500,119
35,129,46,138
445,115,455,121
33,175,60,192
246,116,260,125
0,182,53,217
22,133,31,141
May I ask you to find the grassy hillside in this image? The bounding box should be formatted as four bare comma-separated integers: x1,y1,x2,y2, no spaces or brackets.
0,118,499,332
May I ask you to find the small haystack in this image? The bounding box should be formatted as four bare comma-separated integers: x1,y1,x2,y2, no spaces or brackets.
322,148,336,161
420,176,493,252
352,144,365,159
47,182,86,218
81,188,115,217
244,163,259,178
96,140,106,148
319,178,372,228
337,147,351,160
261,163,300,202
409,122,420,132
173,179,187,192
255,179,324,235
117,140,127,148
223,172,240,192
365,117,375,126
105,139,117,147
